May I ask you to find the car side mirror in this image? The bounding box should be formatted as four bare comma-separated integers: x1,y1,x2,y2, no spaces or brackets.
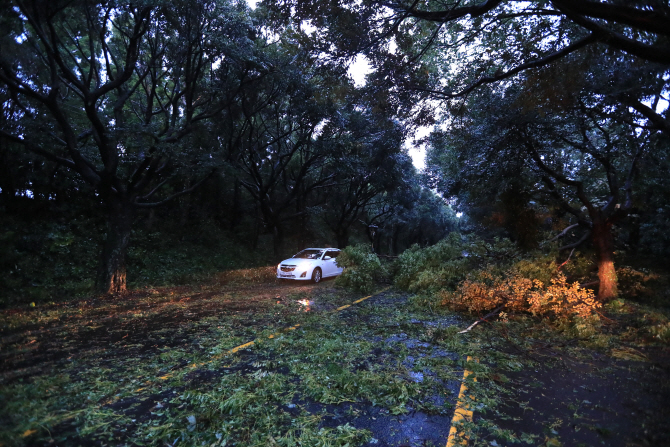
324,256,331,260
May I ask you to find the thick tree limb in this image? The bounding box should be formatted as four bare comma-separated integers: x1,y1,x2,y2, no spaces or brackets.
401,0,670,63
538,176,588,225
459,304,506,334
412,34,598,99
551,0,670,37
624,97,670,136
404,0,505,23
555,2,670,64
524,137,596,217
558,230,591,251
543,223,579,245
134,170,215,208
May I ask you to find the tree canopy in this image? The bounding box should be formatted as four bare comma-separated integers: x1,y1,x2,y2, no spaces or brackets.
1,0,454,298
1,0,668,301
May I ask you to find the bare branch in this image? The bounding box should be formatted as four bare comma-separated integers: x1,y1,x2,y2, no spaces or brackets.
0,130,93,177
459,304,506,334
138,178,170,201
543,223,579,245
558,230,591,251
623,97,670,136
557,248,576,271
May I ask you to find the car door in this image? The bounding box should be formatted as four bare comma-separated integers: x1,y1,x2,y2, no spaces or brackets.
323,250,342,277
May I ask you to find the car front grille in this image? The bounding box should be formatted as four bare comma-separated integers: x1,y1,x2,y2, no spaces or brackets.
280,265,296,272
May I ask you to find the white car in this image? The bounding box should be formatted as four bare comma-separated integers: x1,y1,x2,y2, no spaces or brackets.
277,248,343,283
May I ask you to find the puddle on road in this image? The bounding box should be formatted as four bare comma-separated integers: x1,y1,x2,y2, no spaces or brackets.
302,400,457,447
408,371,424,383
358,409,455,447
384,333,431,350
296,299,313,311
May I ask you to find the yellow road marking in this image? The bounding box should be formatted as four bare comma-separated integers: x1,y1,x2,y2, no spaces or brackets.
352,287,390,304
21,429,37,438
229,340,255,353
446,356,477,447
153,289,389,382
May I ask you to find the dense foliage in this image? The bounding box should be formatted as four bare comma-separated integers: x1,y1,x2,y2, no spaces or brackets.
334,244,388,293
389,235,603,332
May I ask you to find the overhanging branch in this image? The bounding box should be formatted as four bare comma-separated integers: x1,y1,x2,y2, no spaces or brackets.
559,230,591,251
134,170,216,208
542,223,579,245
624,97,670,136
412,34,598,99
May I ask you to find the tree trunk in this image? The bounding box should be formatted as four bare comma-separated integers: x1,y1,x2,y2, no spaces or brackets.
229,179,241,231
179,179,191,227
145,208,156,231
297,195,307,250
272,225,284,258
252,214,260,250
390,224,402,256
592,220,618,301
336,228,349,249
0,149,18,213
96,198,134,295
628,214,640,253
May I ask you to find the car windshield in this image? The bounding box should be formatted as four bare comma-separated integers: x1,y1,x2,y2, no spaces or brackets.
294,249,323,259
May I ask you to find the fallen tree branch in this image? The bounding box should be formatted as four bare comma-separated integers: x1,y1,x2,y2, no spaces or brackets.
459,304,506,334
580,280,599,288
595,308,616,323
557,248,576,271
542,223,579,245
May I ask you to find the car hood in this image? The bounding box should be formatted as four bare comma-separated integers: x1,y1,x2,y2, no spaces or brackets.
279,257,318,266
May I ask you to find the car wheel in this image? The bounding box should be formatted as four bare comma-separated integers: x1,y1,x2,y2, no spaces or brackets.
311,268,322,283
